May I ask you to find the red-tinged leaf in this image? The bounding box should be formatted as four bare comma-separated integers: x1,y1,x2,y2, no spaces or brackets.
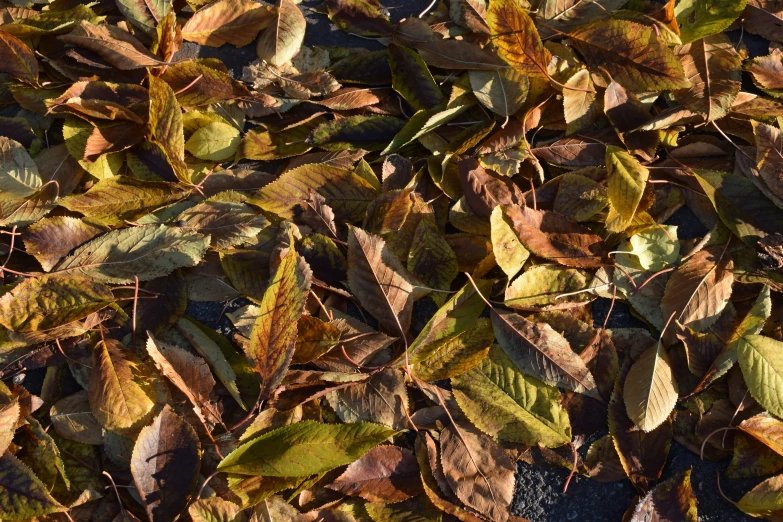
182,0,275,47
58,21,162,69
0,30,38,84
160,60,252,107
661,244,733,342
440,418,516,522
245,242,312,399
569,20,689,92
347,226,419,335
628,470,698,522
486,0,551,78
492,308,600,397
458,157,525,218
502,204,610,268
327,446,421,502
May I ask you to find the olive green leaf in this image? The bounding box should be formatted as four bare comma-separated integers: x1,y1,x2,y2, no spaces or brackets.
407,218,458,299
563,69,601,134
246,243,312,399
0,137,40,202
674,0,747,44
176,317,247,409
88,340,156,433
738,335,783,419
185,121,242,162
256,0,306,67
0,273,114,332
625,225,680,272
410,318,494,382
452,344,571,446
55,225,210,283
605,146,650,233
469,68,528,117
693,169,783,244
623,338,679,432
490,205,529,280
388,44,445,111
737,473,783,519
0,453,66,521
250,163,378,222
217,421,396,476
58,176,186,227
309,115,406,152
149,75,188,182
504,265,591,311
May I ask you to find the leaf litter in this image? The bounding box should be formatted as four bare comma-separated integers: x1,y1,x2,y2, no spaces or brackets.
0,0,781,521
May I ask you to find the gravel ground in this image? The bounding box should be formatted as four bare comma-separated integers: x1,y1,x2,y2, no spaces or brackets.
181,4,764,520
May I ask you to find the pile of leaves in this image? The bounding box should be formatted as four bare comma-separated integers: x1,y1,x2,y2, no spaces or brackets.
1,0,783,520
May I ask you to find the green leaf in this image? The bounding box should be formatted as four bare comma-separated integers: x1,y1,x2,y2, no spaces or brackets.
469,68,528,117
250,163,378,222
605,146,650,233
388,44,445,111
309,115,406,152
693,169,783,244
55,225,210,283
217,421,396,476
59,176,186,227
490,205,529,280
382,105,469,155
0,273,114,332
246,243,312,399
410,318,494,382
176,317,248,409
0,137,40,201
0,453,65,521
62,117,124,180
407,218,458,300
738,335,783,419
504,265,590,311
563,69,601,134
256,0,306,67
407,279,492,362
569,20,689,92
452,344,571,446
626,225,680,272
674,0,747,44
149,75,188,182
178,191,269,250
116,0,170,35
737,473,783,519
185,121,242,161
